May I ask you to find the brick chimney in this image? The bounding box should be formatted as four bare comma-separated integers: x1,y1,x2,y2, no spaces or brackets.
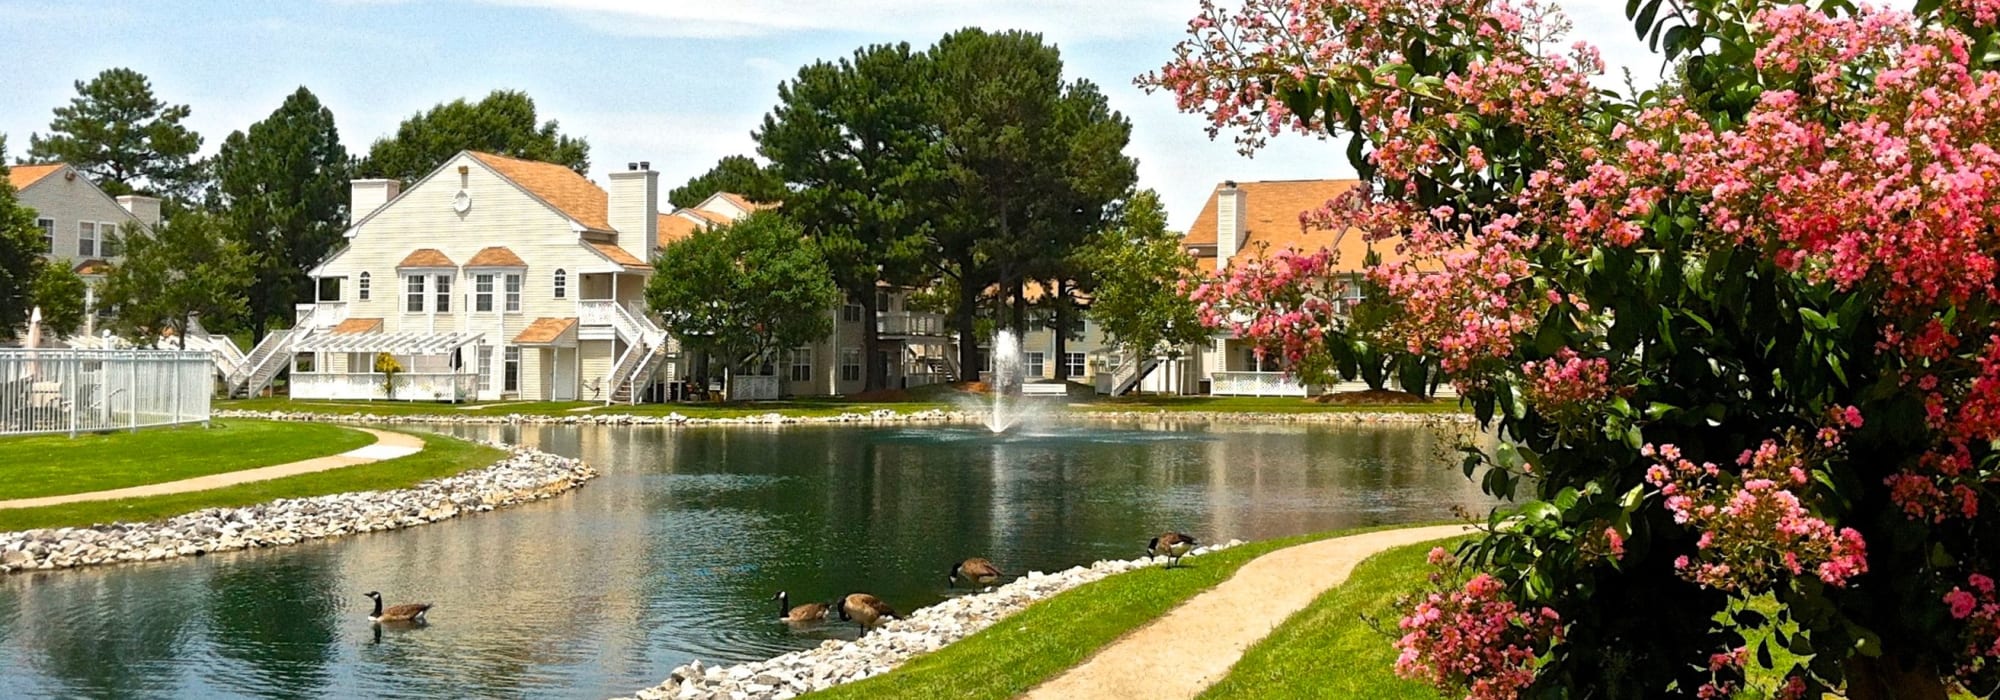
350,179,402,225
114,195,161,230
608,161,660,263
1217,180,1245,268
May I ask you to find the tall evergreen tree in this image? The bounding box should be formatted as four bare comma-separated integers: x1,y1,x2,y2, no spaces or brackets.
757,43,944,391
27,68,203,199
98,212,252,347
213,87,353,341
668,155,785,209
361,90,588,182
0,137,46,340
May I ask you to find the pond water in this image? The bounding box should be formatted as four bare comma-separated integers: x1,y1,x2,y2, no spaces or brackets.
0,419,1499,699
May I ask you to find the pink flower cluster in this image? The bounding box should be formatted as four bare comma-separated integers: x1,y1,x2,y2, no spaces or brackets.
1944,573,2000,667
1519,348,1611,425
1395,549,1565,700
1642,432,1868,591
1186,244,1347,375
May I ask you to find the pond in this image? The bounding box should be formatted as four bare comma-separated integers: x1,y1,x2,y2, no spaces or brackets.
0,419,1499,699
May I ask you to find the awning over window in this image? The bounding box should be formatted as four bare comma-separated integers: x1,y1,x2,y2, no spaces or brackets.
294,331,483,355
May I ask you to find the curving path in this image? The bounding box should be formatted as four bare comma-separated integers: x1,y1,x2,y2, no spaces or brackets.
1020,524,1469,700
0,428,424,510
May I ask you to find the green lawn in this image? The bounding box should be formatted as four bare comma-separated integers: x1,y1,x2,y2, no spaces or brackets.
807,524,1437,700
0,420,376,500
1199,537,1462,699
0,432,506,531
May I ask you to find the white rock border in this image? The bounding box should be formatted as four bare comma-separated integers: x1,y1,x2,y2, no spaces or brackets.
216,407,1476,428
617,540,1249,700
0,443,597,575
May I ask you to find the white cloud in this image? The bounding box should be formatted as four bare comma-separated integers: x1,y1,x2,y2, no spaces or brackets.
480,0,1192,40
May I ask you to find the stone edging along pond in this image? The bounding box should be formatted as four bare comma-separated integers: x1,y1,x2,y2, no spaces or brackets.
215,407,1478,428
0,444,597,575
615,540,1250,700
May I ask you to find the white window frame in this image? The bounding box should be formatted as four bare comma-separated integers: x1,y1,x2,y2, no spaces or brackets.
358,272,371,301
553,269,567,299
405,275,427,313
1026,352,1046,378
433,274,452,313
35,218,53,252
842,303,863,323
77,221,96,257
789,347,813,382
98,222,122,257
477,346,494,391
504,273,522,312
1063,352,1086,378
504,346,521,392
839,347,861,382
474,273,495,313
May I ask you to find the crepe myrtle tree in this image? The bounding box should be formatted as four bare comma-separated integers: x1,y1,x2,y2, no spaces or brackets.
1150,0,2000,698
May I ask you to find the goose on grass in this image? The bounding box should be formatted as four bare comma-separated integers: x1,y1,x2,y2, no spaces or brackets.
1148,532,1197,568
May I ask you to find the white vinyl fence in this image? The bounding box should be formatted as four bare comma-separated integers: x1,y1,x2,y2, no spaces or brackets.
0,349,213,437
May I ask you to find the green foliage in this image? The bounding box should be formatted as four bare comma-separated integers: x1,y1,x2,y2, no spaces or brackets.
667,155,784,209
647,212,840,376
27,259,85,338
360,90,588,182
98,210,252,346
0,137,45,339
212,87,353,340
1075,189,1207,363
26,68,204,199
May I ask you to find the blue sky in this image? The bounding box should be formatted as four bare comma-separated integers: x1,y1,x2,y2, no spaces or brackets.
1,0,1657,230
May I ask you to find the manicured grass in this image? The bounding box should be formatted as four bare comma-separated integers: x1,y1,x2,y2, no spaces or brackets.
1200,537,1462,699
1073,395,1468,414
807,523,1435,700
0,420,376,500
0,432,505,531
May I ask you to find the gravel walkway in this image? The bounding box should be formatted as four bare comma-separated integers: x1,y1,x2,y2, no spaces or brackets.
1020,524,1469,700
0,428,423,510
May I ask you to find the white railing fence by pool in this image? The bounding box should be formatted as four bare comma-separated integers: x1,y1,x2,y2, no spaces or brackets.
0,349,213,437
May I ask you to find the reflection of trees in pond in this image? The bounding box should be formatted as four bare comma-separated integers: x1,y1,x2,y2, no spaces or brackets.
3,569,201,697
204,555,340,696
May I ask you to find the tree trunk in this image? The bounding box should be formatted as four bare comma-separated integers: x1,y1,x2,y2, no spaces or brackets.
860,289,884,393
1009,280,1026,335
956,258,981,384
1844,654,1948,700
1053,279,1070,382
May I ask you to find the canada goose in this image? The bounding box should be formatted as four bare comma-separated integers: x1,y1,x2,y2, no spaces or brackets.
838,593,898,630
774,591,830,623
948,557,1005,588
1148,532,1197,568
363,591,432,623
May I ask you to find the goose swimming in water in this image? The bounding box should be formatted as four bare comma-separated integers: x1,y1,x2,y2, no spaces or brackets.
948,558,1005,588
364,591,431,623
774,591,831,624
1148,532,1197,568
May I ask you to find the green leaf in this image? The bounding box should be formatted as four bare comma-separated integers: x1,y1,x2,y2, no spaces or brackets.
1635,0,1665,41
1645,402,1679,420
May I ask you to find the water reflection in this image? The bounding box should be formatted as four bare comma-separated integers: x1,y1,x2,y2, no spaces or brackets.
0,420,1496,699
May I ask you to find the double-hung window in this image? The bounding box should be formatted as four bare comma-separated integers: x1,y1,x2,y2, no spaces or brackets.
1025,352,1047,378
504,273,522,312
35,218,53,252
840,348,861,382
789,348,813,382
433,274,452,312
1064,352,1086,378
474,274,495,312
99,224,122,257
77,222,96,257
842,303,863,322
405,275,427,313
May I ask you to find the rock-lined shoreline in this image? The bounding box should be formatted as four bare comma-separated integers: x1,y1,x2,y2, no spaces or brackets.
0,445,597,575
616,540,1248,700
217,407,1477,428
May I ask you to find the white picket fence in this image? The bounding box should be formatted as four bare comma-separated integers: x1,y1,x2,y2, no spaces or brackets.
0,349,213,437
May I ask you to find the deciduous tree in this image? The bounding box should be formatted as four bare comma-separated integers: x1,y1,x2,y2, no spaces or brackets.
646,212,838,396
361,90,588,182
26,68,203,199
1072,189,1205,385
0,138,44,340
99,212,251,347
213,86,352,342
27,260,85,339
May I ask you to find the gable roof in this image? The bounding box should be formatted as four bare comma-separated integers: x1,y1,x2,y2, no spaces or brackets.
684,208,734,226
5,164,65,192
465,246,527,268
331,317,384,334
398,248,457,268
467,151,611,231
589,242,650,270
1184,179,1415,275
72,259,111,276
658,213,702,247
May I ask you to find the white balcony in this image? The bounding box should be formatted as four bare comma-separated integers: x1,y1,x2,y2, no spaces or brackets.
296,302,348,329
879,311,947,337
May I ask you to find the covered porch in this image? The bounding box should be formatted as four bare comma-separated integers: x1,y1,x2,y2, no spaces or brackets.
289,331,484,402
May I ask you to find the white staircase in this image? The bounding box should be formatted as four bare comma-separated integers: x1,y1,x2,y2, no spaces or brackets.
227,307,321,399
1102,353,1162,396
596,302,675,405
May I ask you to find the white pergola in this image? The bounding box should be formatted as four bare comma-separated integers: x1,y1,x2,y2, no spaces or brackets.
294,331,484,355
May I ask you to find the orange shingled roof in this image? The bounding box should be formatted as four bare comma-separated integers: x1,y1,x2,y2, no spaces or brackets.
398,248,456,268
72,259,111,276
331,317,384,334
468,151,611,231
6,163,65,191
1183,179,1416,275
685,208,734,226
658,213,701,247
589,242,649,269
513,317,578,345
465,246,527,267
715,191,779,213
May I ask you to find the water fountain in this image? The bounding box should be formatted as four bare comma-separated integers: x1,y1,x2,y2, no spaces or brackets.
987,329,1023,433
